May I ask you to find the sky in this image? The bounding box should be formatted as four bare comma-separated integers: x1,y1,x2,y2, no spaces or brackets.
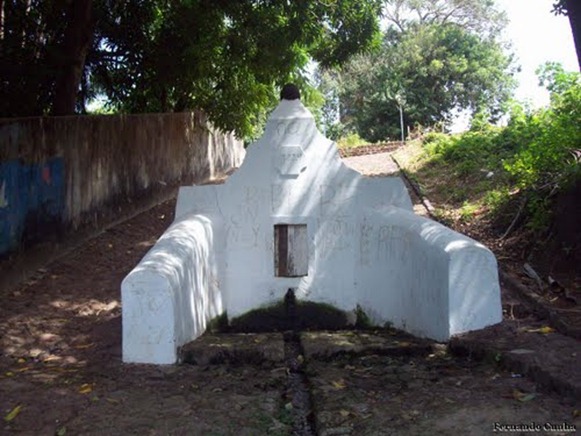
496,0,578,108
448,0,578,131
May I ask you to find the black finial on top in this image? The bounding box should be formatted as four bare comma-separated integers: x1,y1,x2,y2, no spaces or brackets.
280,83,301,101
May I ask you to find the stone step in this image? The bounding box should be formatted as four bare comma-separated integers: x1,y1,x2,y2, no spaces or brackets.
179,329,434,366
179,333,285,365
449,320,581,401
301,330,434,361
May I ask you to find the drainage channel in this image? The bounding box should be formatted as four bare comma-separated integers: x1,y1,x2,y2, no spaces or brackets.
283,288,318,435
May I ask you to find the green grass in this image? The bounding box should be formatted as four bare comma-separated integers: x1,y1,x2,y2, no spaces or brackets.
394,91,580,234
392,135,513,227
336,132,368,149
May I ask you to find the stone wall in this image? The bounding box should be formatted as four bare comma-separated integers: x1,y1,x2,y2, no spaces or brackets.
0,112,244,256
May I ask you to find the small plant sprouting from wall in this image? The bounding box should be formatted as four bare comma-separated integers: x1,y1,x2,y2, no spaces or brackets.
354,305,373,329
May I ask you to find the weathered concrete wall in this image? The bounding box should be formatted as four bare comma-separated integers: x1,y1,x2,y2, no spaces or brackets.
0,157,66,254
0,112,244,255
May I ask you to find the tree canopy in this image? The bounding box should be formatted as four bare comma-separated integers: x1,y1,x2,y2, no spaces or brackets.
382,0,507,37
0,0,382,137
320,0,516,142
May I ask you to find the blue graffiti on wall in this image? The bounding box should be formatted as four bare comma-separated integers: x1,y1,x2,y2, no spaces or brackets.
0,157,65,256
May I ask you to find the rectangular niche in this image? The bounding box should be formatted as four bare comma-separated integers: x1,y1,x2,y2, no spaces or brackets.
274,224,308,277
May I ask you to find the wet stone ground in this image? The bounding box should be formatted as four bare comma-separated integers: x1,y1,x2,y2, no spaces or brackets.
181,329,578,436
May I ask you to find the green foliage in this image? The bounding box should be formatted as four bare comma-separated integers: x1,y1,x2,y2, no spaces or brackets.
1,0,382,138
315,67,347,140
422,132,450,146
325,122,350,141
423,127,509,179
354,305,373,329
207,312,229,333
505,65,581,187
459,201,480,222
415,63,580,231
0,2,69,117
337,132,366,149
333,18,516,142
383,0,508,38
483,187,511,211
502,65,581,228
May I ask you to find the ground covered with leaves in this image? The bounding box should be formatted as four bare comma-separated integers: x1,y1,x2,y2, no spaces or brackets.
0,152,579,434
0,207,578,435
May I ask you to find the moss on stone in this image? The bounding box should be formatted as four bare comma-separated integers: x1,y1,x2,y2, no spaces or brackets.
229,299,350,333
207,312,229,333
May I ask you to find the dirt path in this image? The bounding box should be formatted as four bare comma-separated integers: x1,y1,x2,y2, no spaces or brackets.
342,152,399,176
0,153,579,435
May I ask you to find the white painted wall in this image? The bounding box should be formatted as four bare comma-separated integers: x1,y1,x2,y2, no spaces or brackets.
177,100,414,319
121,214,224,364
355,207,502,341
122,99,502,364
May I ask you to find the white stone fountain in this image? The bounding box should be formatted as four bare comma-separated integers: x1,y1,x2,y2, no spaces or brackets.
121,96,502,364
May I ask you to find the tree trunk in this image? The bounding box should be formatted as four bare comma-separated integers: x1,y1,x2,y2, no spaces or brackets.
52,0,93,116
566,0,581,70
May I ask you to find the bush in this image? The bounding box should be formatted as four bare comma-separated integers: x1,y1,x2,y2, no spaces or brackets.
422,131,449,145
413,64,580,233
502,67,581,228
337,132,367,148
422,127,507,177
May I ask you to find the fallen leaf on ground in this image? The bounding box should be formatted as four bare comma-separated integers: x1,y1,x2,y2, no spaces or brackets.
339,409,350,417
526,326,555,334
79,383,93,394
512,389,536,402
4,405,22,422
331,379,346,390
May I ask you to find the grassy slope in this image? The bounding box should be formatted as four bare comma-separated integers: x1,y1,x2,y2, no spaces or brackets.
392,138,506,228
392,137,580,296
